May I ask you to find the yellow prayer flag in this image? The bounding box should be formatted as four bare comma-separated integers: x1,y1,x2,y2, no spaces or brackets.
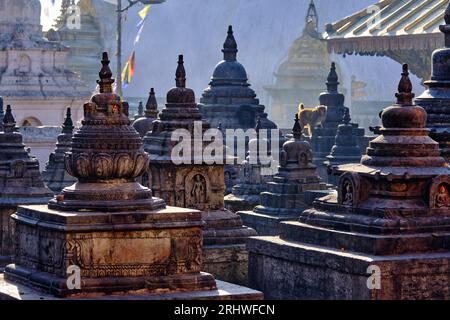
138,5,151,20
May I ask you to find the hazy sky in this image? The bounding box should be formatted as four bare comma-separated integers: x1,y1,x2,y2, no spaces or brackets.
40,0,62,30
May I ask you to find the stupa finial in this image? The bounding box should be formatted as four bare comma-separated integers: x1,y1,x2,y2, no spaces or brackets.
293,113,303,139
326,62,339,93
306,0,319,32
97,52,114,93
146,88,158,112
395,64,414,105
176,55,186,88
223,25,238,61
3,105,16,133
343,108,351,125
137,101,144,116
62,108,74,134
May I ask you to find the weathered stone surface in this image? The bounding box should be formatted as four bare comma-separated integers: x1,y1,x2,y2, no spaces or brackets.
311,62,369,182
224,119,275,213
239,114,329,236
198,26,279,192
324,108,362,185
42,108,77,194
248,64,450,300
415,8,450,163
2,53,260,299
0,105,53,266
143,55,256,285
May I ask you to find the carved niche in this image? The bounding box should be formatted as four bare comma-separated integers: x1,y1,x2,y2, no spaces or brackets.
185,171,210,209
429,175,450,210
338,172,361,208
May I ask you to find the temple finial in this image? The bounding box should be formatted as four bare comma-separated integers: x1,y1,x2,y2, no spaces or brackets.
223,25,238,61
137,101,144,116
97,52,114,93
176,55,186,88
293,113,303,139
326,62,339,93
62,108,74,134
146,88,158,112
395,64,414,105
343,108,351,125
306,0,319,31
3,105,16,133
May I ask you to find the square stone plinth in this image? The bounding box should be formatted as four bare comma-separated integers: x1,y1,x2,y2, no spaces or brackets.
7,204,217,297
0,274,263,300
238,211,297,236
248,232,450,300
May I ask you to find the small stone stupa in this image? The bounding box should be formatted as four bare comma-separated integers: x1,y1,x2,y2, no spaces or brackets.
0,53,261,299
133,101,144,120
415,3,450,163
224,118,274,213
238,114,328,236
248,64,450,300
0,105,53,267
132,88,159,138
311,62,368,181
198,26,278,191
42,108,77,194
324,108,362,185
143,55,257,285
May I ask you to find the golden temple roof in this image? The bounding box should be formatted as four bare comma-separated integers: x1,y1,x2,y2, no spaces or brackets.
324,0,447,53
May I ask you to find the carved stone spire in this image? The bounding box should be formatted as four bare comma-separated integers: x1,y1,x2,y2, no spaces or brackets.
326,62,339,93
395,64,414,105
97,52,114,94
62,107,74,134
132,88,159,137
137,101,144,117
3,105,17,133
292,113,303,140
146,88,158,118
223,25,238,62
175,54,186,88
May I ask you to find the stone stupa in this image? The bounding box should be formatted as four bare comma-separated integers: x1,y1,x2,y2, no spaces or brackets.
132,88,159,138
224,118,275,213
0,105,53,267
42,108,77,194
324,108,362,185
415,3,450,163
198,26,278,191
311,62,368,181
238,113,329,236
0,53,261,300
143,55,257,285
248,64,450,300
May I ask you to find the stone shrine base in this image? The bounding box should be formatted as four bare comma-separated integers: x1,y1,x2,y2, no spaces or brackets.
248,221,450,300
0,274,263,300
238,210,298,236
203,244,249,286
